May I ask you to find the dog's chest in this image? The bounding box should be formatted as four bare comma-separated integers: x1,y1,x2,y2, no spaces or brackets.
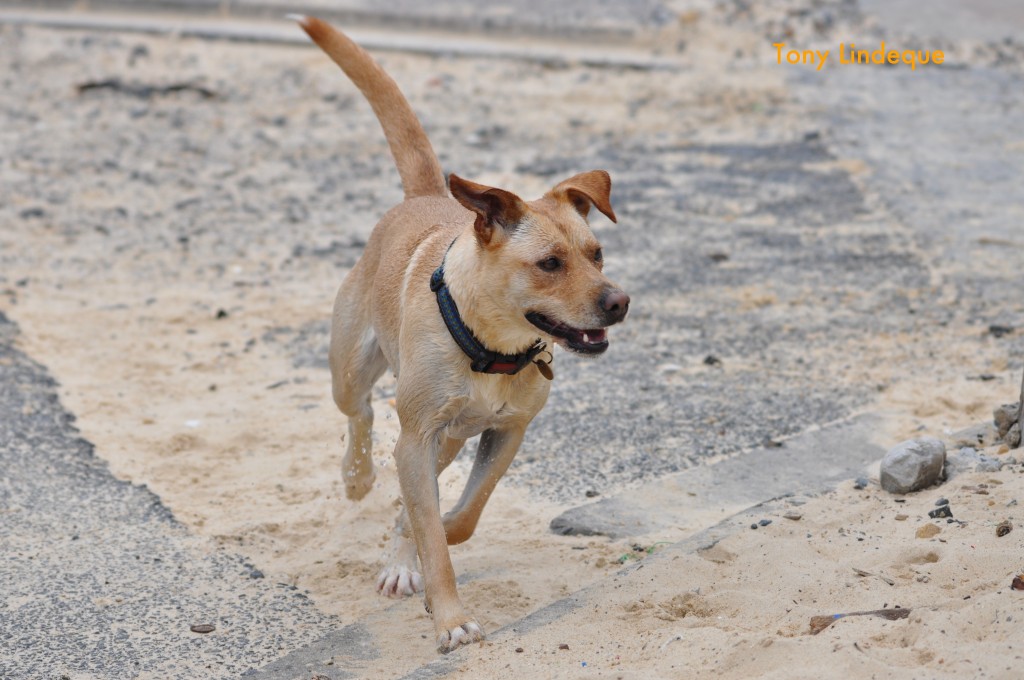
443,377,533,440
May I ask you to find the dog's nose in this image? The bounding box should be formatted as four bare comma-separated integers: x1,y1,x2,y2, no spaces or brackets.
599,288,630,324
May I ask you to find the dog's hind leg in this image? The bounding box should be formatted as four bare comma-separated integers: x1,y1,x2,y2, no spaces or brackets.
442,425,526,545
330,280,387,501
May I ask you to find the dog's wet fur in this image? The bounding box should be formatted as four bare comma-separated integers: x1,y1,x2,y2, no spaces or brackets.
293,15,629,653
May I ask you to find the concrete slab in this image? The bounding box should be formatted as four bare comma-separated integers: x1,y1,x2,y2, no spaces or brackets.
550,414,885,538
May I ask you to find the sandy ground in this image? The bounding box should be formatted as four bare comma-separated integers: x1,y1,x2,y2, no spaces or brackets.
2,12,1023,679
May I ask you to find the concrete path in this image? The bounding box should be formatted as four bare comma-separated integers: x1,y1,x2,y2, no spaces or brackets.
0,312,336,679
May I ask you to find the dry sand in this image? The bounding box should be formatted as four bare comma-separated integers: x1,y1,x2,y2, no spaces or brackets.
2,17,1022,679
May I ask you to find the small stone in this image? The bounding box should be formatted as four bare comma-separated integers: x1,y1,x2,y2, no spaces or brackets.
935,498,949,506
1012,575,1024,591
993,402,1021,438
975,455,1004,473
880,438,946,494
895,514,909,521
853,477,869,490
997,520,1013,537
658,363,683,375
1006,423,1022,449
249,569,264,579
215,308,229,319
783,510,803,520
515,647,524,653
190,624,215,634
559,643,570,650
759,519,772,526
927,505,952,518
584,489,599,498
703,355,722,366
750,523,759,530
916,524,941,539
945,447,981,481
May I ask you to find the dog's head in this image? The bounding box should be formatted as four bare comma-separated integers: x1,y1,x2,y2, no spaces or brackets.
447,170,629,357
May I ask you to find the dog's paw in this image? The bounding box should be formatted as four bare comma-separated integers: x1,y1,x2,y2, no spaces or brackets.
376,564,423,599
343,466,376,501
436,620,484,654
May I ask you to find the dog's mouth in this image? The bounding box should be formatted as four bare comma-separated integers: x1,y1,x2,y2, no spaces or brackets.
525,312,609,355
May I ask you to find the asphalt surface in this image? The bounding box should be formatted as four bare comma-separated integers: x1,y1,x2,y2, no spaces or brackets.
0,312,337,678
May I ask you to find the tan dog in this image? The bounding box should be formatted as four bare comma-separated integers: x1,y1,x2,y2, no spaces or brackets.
293,16,630,653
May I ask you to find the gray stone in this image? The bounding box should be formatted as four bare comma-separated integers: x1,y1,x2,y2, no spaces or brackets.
994,402,1021,438
880,438,947,494
1007,422,1021,449
944,447,979,481
975,455,1005,473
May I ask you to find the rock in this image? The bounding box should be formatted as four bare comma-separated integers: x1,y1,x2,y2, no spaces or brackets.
880,438,946,494
928,505,953,519
935,498,949,506
944,447,980,481
1007,422,1021,449
993,402,1020,437
853,477,869,490
975,455,1004,473
916,524,941,539
783,510,803,520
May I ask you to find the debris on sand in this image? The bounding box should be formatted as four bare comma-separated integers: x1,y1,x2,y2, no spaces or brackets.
76,78,216,99
809,607,911,635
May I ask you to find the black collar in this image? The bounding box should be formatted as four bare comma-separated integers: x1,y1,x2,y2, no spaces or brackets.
430,249,546,376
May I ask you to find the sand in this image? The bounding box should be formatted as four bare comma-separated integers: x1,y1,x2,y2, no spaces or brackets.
2,14,1023,679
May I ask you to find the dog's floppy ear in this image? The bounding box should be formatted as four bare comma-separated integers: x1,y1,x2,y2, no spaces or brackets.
449,173,527,246
548,170,617,224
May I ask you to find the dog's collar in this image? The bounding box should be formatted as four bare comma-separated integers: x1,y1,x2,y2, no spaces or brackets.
430,246,547,376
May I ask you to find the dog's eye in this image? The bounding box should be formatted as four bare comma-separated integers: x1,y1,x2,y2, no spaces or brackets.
594,248,603,263
537,256,562,272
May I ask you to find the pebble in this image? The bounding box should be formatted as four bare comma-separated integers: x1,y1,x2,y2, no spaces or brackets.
997,520,1013,537
783,510,803,521
928,506,953,519
916,524,941,539
993,402,1020,438
759,519,772,527
935,498,949,506
190,624,215,634
853,477,869,490
750,523,758,530
975,456,1004,473
880,438,946,494
894,514,908,521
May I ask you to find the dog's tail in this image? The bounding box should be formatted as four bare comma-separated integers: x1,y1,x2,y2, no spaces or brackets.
292,15,447,199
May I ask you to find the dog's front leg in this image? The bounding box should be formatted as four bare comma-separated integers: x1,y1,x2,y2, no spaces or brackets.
393,430,483,653
442,424,527,545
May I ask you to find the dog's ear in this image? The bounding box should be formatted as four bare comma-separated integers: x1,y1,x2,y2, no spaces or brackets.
449,174,527,246
548,170,617,224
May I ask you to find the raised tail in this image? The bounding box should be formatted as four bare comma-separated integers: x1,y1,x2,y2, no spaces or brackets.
292,15,447,199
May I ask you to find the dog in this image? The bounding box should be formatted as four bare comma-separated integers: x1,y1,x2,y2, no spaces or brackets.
292,15,630,653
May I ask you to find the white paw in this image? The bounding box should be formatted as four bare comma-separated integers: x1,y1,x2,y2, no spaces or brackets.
437,620,484,653
376,564,423,599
